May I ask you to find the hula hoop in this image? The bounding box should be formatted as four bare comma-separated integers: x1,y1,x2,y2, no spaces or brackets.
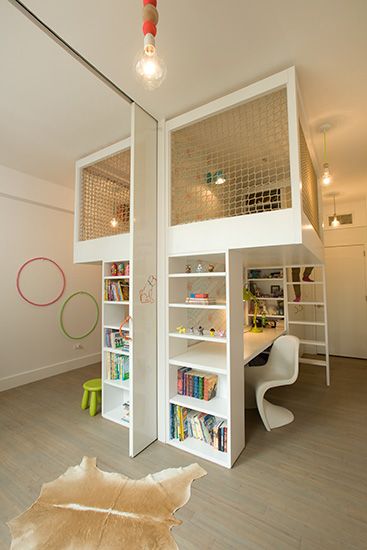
16,257,66,306
60,291,99,340
119,315,132,340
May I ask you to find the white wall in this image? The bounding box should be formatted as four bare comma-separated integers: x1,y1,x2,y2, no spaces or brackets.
0,165,101,391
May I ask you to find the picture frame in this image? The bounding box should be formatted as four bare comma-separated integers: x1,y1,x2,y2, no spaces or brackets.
270,285,281,297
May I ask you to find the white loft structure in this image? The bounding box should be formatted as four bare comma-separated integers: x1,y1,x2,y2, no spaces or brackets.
157,67,327,467
73,104,158,459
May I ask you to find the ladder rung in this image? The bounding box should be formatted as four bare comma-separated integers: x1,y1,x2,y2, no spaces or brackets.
299,358,327,366
299,340,326,346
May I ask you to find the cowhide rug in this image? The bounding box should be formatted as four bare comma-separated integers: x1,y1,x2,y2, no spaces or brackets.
8,457,207,549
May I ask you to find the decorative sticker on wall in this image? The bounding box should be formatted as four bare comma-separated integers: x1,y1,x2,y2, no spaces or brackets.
139,275,157,304
59,291,99,340
16,257,66,306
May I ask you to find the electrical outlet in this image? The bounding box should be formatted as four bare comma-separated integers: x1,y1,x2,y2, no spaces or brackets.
73,344,83,350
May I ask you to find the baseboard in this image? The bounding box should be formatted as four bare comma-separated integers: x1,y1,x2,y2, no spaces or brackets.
0,353,101,392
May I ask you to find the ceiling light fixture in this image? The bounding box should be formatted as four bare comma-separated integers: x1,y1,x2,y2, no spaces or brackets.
321,123,332,185
135,0,166,90
331,194,340,227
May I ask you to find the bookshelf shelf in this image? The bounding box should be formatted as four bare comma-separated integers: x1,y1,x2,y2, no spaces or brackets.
169,303,226,310
104,379,130,391
248,314,284,319
169,342,227,373
103,406,129,427
170,394,228,419
168,437,229,467
103,346,130,356
169,332,227,344
287,301,324,306
104,325,130,331
169,272,226,278
104,276,130,280
104,301,129,305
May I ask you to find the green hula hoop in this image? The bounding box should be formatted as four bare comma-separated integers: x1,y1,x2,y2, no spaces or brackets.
60,291,99,340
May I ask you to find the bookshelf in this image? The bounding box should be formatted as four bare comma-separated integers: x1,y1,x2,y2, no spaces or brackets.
244,267,287,328
166,251,244,468
102,260,131,428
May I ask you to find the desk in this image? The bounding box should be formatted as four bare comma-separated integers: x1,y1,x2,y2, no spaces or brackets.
243,326,286,364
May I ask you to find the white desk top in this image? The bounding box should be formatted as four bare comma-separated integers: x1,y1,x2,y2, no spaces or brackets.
169,327,286,372
243,326,286,364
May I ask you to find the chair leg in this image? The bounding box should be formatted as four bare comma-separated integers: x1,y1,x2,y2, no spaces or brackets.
81,390,89,410
97,390,101,404
257,390,294,431
256,389,271,431
89,391,98,416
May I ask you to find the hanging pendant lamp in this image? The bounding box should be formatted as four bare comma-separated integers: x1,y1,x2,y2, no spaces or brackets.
135,0,166,89
331,194,340,227
321,124,332,185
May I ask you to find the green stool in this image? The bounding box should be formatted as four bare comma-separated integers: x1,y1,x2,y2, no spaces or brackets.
81,378,102,417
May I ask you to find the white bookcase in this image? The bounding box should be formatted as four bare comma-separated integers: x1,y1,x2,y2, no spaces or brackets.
102,259,131,427
244,266,287,329
166,250,244,468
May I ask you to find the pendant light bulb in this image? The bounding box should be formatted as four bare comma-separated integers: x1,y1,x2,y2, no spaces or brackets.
135,49,166,90
321,125,332,185
331,194,340,227
110,217,118,228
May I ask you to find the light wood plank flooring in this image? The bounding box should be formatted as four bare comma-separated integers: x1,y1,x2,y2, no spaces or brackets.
1,357,366,549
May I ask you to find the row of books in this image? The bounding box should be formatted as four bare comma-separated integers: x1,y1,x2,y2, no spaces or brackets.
104,280,129,302
177,367,217,401
105,352,129,381
185,292,216,305
170,404,227,452
104,329,129,352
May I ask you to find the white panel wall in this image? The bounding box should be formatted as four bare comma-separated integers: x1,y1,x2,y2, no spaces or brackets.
0,166,101,391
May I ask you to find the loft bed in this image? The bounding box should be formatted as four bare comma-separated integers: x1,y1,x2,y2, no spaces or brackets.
164,67,323,266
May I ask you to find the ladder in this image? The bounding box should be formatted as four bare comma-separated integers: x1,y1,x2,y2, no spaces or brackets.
284,264,330,386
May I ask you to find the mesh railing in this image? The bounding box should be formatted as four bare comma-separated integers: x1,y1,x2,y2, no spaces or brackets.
299,124,320,235
171,88,291,226
79,148,130,241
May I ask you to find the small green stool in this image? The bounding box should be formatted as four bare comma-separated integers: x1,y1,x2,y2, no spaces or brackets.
81,378,102,417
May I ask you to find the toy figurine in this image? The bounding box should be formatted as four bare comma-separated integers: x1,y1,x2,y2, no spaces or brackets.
208,264,215,272
176,325,186,334
185,264,192,273
111,263,118,276
196,262,204,273
189,327,194,334
198,325,204,336
117,263,125,276
209,327,216,337
217,329,226,338
124,263,130,276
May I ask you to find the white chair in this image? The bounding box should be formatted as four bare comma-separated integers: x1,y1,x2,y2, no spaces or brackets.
245,335,299,431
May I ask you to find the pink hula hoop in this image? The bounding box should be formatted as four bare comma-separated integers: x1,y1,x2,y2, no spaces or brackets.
16,257,66,307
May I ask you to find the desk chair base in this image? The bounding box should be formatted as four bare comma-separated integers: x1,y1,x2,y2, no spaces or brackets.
259,398,294,431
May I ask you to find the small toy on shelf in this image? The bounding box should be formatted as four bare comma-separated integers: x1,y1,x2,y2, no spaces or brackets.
217,329,226,338
111,263,118,276
189,327,194,334
196,262,204,273
197,326,204,336
207,264,215,272
209,327,216,337
185,264,192,273
117,263,125,276
176,325,186,334
124,263,130,276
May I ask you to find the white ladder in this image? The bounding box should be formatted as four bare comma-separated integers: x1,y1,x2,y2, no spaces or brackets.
284,265,330,386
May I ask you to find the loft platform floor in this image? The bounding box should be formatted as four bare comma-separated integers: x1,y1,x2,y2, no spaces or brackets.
1,357,366,549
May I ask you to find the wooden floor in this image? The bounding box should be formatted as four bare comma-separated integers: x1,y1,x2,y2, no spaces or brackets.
1,357,366,549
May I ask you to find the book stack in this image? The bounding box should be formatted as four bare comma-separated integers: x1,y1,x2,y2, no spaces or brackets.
105,329,129,351
104,280,129,302
185,293,216,305
170,404,227,452
105,352,129,381
177,367,217,401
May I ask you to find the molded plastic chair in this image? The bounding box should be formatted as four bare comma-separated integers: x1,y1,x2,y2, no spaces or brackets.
245,335,299,431
81,378,102,416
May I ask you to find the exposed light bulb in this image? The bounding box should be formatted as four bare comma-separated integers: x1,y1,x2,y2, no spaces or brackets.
135,49,167,90
331,215,340,227
110,217,118,228
322,162,331,185
214,170,226,185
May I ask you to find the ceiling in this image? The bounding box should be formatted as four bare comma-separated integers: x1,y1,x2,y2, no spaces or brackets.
2,0,367,202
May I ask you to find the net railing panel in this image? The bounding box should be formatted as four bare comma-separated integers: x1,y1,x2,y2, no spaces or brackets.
299,124,320,235
171,88,292,226
79,148,130,241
